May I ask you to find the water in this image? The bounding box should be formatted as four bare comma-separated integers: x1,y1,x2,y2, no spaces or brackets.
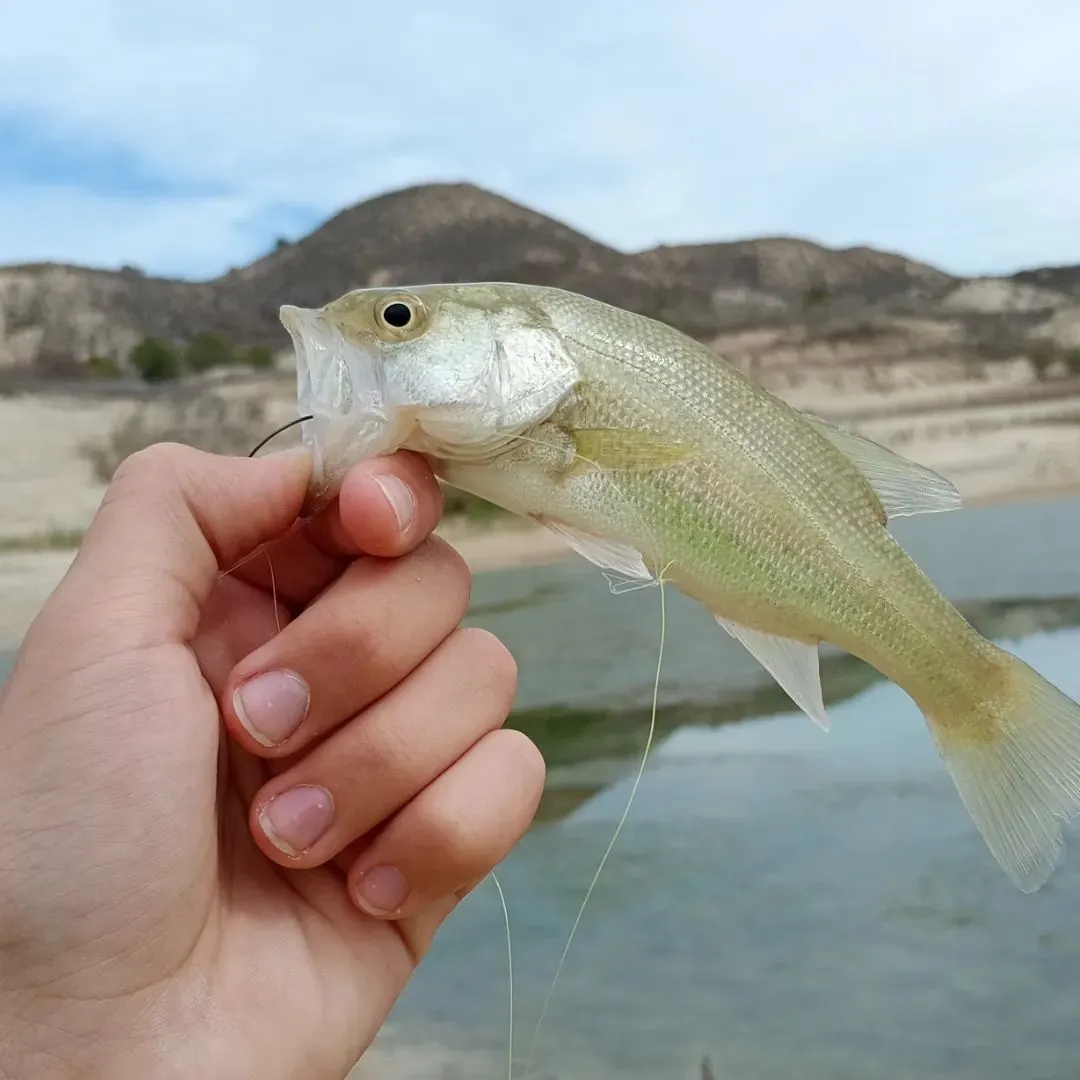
5,496,1080,1078
374,495,1080,1080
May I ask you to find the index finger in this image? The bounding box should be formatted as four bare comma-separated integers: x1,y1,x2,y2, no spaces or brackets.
227,450,445,609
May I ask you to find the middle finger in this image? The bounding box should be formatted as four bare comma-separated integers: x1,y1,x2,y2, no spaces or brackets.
222,535,471,754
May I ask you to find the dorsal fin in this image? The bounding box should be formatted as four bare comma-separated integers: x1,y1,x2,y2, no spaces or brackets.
803,413,962,519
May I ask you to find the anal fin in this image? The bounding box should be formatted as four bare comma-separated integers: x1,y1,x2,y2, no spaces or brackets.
715,616,830,731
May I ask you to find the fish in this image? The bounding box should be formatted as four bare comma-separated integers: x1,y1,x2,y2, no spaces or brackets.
280,282,1080,893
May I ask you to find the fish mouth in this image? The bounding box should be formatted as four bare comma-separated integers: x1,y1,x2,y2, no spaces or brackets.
279,303,399,512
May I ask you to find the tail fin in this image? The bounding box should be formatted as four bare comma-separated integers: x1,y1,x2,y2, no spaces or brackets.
927,650,1080,893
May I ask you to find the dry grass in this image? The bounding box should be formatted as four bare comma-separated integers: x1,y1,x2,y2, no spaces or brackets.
80,388,274,483
0,528,85,553
78,383,508,522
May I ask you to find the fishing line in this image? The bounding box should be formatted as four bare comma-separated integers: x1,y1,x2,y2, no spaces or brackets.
245,417,514,1079
240,419,666,1079
484,430,670,1080
247,416,313,630
489,871,515,1080
523,560,672,1080
218,415,316,591
247,414,313,457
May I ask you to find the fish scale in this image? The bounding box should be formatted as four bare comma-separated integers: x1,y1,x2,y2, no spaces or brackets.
546,292,963,673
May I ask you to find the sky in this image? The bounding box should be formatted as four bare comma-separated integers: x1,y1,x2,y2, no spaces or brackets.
1,0,1078,281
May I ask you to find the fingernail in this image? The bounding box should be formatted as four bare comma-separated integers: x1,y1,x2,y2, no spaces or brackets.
374,475,416,533
259,786,334,856
234,670,309,747
352,864,410,916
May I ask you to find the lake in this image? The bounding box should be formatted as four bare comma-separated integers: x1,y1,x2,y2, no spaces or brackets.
5,495,1080,1079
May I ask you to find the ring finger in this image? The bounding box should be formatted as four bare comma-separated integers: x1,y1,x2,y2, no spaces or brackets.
348,727,544,961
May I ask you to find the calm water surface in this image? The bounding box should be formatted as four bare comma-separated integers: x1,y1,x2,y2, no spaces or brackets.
370,495,1080,1080
5,496,1080,1079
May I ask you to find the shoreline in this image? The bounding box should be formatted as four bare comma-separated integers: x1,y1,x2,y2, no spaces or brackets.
5,365,1080,651
5,479,1080,654
0,517,576,652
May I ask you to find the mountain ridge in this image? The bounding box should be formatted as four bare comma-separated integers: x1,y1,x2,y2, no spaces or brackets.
1,181,1078,373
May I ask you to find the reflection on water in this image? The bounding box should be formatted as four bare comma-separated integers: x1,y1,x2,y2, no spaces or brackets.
362,625,1080,1080
513,594,1080,824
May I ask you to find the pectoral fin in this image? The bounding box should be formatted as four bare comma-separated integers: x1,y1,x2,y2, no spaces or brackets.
715,616,830,731
803,413,961,520
567,428,699,476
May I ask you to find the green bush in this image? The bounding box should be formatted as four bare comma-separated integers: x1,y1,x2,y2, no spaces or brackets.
184,331,236,373
129,338,183,382
242,344,275,369
1028,339,1062,380
85,355,123,378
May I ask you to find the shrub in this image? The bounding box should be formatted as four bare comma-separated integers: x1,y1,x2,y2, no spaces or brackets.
84,355,123,378
242,344,275,369
81,390,272,482
1028,339,1061,380
183,331,236,373
129,338,182,382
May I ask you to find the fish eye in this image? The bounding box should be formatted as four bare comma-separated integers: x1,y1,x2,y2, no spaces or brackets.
382,302,412,328
374,293,426,337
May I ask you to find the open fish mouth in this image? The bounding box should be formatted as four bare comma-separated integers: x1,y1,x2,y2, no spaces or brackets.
280,303,399,505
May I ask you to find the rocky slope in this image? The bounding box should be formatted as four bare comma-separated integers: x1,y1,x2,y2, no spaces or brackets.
3,181,1079,375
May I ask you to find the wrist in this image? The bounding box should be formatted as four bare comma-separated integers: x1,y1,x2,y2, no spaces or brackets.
0,993,164,1080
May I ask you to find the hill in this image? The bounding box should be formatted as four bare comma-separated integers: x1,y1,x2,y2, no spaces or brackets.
1,180,1079,375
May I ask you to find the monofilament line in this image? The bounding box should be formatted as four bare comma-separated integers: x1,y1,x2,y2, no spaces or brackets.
523,561,673,1079
490,871,515,1080
247,414,313,457
239,415,315,630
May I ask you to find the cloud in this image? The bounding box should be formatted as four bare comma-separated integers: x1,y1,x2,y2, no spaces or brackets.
1,0,1078,278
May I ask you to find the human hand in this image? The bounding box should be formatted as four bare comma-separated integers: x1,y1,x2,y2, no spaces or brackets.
0,443,544,1080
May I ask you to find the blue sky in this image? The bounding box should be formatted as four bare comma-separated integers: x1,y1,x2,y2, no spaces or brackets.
1,0,1078,280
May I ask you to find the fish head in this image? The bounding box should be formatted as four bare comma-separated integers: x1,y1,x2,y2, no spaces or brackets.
280,283,580,511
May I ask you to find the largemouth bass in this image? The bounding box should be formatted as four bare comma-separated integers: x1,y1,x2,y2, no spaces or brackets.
281,282,1080,893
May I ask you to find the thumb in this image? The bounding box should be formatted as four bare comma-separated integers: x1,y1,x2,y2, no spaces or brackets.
37,442,312,659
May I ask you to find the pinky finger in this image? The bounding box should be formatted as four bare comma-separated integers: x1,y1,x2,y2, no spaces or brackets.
345,728,545,956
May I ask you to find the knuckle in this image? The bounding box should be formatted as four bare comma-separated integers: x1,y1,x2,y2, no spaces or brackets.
507,730,547,803
108,441,196,499
413,535,473,612
421,802,487,869
455,627,518,710
422,533,471,580
501,727,546,783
